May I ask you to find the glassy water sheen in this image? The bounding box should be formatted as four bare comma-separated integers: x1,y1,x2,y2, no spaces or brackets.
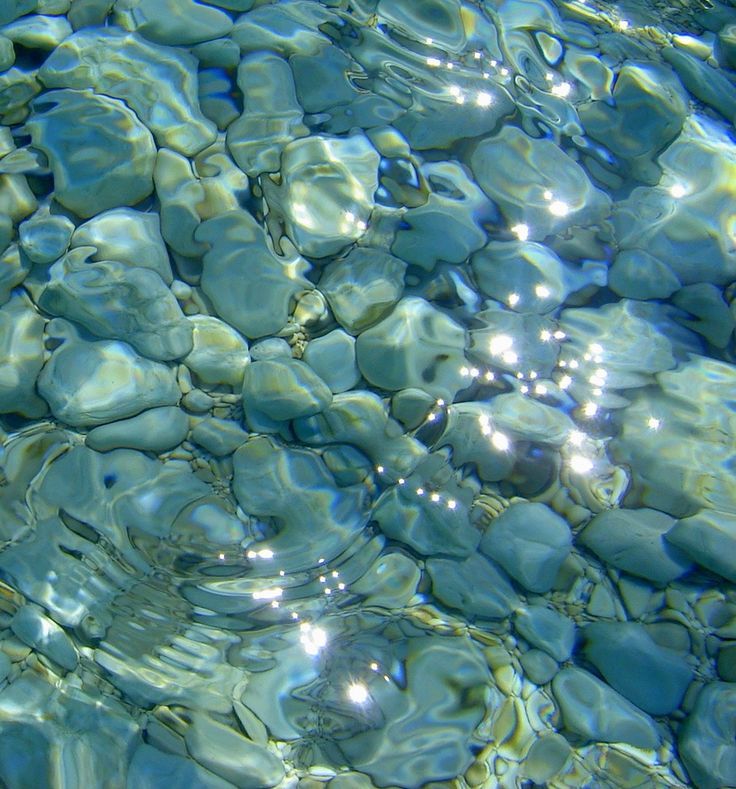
0,0,735,787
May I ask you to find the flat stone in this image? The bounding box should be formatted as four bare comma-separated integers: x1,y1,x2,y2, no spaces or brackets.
85,407,189,453
679,682,736,789
26,89,156,218
38,338,180,427
190,417,249,457
582,622,693,715
479,502,572,593
552,667,660,749
666,509,736,582
514,605,576,662
580,508,692,585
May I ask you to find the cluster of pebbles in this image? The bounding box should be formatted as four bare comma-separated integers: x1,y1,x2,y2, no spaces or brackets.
1,0,736,787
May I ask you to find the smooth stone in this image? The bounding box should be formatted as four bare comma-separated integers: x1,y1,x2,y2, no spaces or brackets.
293,390,427,483
321,445,373,487
479,502,572,593
36,250,192,361
552,667,660,749
10,604,78,671
70,208,173,284
183,315,250,388
318,247,406,335
717,643,736,682
350,551,421,609
609,249,681,300
1,14,72,49
85,407,189,453
0,290,47,417
128,744,234,789
39,28,216,156
26,89,156,218
262,132,379,258
183,712,284,788
0,37,12,71
427,553,520,619
196,210,312,340
226,51,307,177
0,653,10,683
391,161,490,271
520,649,559,685
38,338,180,427
580,508,692,585
678,682,736,789
378,0,465,51
514,605,575,662
249,338,291,361
470,125,610,242
242,358,332,422
666,509,736,582
390,387,436,430
18,211,74,264
582,622,693,715
232,435,370,572
673,282,735,348
302,330,359,394
523,734,571,784
114,0,233,46
356,297,467,402
190,417,249,457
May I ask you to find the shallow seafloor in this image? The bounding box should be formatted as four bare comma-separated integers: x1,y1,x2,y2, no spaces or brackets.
0,0,736,787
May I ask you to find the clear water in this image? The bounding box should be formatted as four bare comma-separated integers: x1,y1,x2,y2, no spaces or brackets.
0,0,735,787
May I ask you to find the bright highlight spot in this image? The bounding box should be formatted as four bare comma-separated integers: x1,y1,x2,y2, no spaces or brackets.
476,91,493,107
507,292,520,306
511,223,530,241
549,200,570,217
491,431,511,452
669,183,687,198
551,81,572,97
535,284,551,298
252,586,283,601
489,334,514,355
569,454,594,474
300,622,328,655
582,402,598,417
647,416,661,430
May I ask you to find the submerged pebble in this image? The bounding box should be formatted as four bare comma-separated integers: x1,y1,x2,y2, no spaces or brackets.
0,1,734,787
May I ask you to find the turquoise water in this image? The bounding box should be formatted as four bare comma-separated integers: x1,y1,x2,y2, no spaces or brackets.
0,0,735,786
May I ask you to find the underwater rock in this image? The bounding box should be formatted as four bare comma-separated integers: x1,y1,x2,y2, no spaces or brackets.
11,603,78,671
241,358,332,423
428,553,520,619
0,290,47,417
190,417,249,457
552,668,660,749
18,209,74,264
301,330,360,394
479,502,571,593
26,89,156,218
1,13,72,50
37,338,180,427
356,297,467,402
470,125,611,242
293,390,427,482
579,508,692,585
226,51,308,177
70,208,173,284
582,622,693,715
678,682,736,789
85,406,189,453
114,0,233,46
36,248,192,361
39,28,216,155
197,210,312,339
612,355,736,518
319,247,406,335
183,315,250,388
183,712,284,788
608,249,681,300
666,509,736,583
232,435,371,572
579,62,688,183
128,744,234,789
472,240,605,314
513,605,575,662
613,116,736,286
391,161,490,270
262,132,379,259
